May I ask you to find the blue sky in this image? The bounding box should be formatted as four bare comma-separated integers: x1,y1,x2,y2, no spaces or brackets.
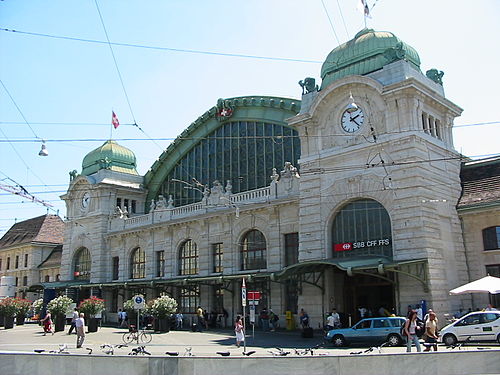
1,0,499,235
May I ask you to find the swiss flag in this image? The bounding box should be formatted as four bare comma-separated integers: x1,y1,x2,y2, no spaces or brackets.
112,111,120,129
334,242,353,252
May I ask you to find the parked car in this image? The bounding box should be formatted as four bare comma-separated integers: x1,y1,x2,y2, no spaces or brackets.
439,311,500,346
324,316,406,347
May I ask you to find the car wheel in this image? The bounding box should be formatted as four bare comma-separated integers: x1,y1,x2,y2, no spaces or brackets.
497,334,500,345
331,334,346,347
443,333,457,346
387,333,402,346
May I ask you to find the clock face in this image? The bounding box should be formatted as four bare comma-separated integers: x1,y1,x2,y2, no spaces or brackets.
81,192,91,209
341,108,364,133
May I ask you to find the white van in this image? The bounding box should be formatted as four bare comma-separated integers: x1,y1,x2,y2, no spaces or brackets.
439,311,500,346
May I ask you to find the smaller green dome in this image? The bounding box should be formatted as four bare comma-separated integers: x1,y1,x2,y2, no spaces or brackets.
321,28,421,89
81,140,138,176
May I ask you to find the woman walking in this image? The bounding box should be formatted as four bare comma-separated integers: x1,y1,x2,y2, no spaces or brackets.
41,311,54,336
234,316,244,348
404,310,422,352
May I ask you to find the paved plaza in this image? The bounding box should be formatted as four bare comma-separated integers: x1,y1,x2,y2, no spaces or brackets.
0,323,498,357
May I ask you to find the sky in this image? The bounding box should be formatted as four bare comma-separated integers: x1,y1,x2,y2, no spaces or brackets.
1,0,499,236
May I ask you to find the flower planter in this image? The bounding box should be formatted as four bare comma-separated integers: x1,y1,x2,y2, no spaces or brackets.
154,318,170,333
54,314,66,332
87,317,98,333
4,316,15,329
0,314,4,327
16,315,25,326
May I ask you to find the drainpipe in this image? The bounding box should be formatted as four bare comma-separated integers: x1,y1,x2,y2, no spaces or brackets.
459,217,474,309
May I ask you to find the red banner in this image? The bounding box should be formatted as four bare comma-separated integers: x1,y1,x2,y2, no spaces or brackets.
334,242,353,252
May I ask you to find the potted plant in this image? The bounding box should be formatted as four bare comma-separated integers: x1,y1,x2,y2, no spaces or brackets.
0,298,20,329
78,297,105,333
31,298,44,323
47,295,73,332
14,298,31,325
123,298,138,327
149,295,177,333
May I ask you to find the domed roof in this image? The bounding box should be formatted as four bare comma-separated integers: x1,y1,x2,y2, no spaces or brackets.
320,28,421,89
81,140,138,176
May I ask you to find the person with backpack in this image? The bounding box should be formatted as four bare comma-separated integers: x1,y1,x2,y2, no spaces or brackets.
404,310,422,352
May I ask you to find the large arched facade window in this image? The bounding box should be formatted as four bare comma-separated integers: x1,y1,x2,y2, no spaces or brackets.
240,230,267,270
73,247,91,280
331,199,392,259
130,247,145,279
179,240,198,275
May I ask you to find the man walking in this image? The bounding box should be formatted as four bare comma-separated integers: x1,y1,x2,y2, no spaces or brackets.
76,313,85,348
68,308,78,335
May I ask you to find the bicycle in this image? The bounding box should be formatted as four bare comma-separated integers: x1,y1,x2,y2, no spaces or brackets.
128,346,151,356
122,326,152,344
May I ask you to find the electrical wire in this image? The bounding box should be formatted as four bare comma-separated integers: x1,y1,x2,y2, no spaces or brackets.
335,0,350,39
0,27,322,64
320,0,341,45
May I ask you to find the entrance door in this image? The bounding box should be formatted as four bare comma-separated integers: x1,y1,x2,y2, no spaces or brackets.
343,273,395,324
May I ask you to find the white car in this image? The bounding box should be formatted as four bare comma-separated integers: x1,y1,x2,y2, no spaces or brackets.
440,311,500,346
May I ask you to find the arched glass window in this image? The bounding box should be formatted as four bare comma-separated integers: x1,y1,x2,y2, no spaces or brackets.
130,247,145,279
331,199,392,259
179,240,198,275
73,247,91,280
482,226,500,251
44,275,50,282
240,230,267,270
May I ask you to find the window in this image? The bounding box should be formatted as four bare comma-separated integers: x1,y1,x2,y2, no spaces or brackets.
7,257,10,270
56,274,60,281
0,258,2,271
22,276,28,286
15,277,18,286
483,226,500,251
73,248,91,280
15,255,19,269
331,199,392,259
486,264,500,307
112,257,119,280
179,240,198,275
240,230,267,270
179,286,199,313
212,243,223,273
130,247,145,279
24,254,28,268
131,200,137,214
373,319,391,328
156,251,165,277
284,233,299,266
213,286,224,313
116,197,122,208
124,199,129,211
44,275,50,282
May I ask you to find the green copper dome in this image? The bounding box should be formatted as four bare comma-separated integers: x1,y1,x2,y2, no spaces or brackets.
81,140,138,176
320,28,421,89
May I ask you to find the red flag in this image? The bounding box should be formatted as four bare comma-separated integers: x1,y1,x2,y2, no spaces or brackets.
334,242,353,252
112,111,120,129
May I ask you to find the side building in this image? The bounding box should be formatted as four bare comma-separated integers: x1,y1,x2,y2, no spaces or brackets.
51,28,495,326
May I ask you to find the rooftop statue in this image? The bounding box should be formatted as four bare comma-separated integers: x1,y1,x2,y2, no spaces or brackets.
299,78,318,95
426,69,444,85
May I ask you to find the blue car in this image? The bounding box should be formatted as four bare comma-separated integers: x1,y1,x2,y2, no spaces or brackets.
325,317,406,347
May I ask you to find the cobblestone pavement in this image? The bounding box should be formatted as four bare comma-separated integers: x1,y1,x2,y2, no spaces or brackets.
0,323,498,357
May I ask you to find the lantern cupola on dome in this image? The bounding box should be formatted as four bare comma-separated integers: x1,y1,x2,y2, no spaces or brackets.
81,140,138,176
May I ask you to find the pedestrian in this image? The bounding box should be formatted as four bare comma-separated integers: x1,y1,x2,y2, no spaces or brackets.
76,312,85,348
175,311,184,329
234,315,244,348
299,308,309,329
416,304,423,321
41,311,54,336
118,308,124,327
68,308,78,334
120,309,128,328
325,312,335,331
485,303,498,311
196,306,205,332
404,310,422,352
331,308,341,328
260,307,270,331
269,309,279,331
423,311,439,351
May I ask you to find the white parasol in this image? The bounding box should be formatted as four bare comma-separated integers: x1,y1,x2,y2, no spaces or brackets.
449,275,500,295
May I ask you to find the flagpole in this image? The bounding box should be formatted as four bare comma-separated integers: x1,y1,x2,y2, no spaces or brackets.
110,110,113,140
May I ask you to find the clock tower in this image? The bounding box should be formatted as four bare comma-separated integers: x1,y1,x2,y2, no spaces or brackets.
290,29,466,315
60,140,146,284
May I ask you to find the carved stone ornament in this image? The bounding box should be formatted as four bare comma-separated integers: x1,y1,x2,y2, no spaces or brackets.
215,98,234,121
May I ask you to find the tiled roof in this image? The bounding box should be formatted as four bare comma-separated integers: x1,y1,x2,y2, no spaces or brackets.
0,215,64,249
38,245,62,269
458,157,500,209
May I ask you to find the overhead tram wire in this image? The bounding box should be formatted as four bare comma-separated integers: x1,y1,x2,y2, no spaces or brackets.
335,0,350,40
320,0,341,45
0,28,321,64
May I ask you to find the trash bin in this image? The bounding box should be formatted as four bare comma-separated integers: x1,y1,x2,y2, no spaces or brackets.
285,311,295,330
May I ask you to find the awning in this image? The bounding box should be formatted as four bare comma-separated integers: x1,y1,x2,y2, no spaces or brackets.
28,280,89,291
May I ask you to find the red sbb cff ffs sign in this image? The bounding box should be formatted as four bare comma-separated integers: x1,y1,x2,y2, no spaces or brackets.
334,243,352,252
247,291,261,300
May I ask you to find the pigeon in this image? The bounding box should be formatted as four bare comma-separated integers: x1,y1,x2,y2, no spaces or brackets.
350,351,362,355
86,348,93,355
34,349,45,353
242,350,256,356
216,351,230,356
100,344,114,355
165,351,179,356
